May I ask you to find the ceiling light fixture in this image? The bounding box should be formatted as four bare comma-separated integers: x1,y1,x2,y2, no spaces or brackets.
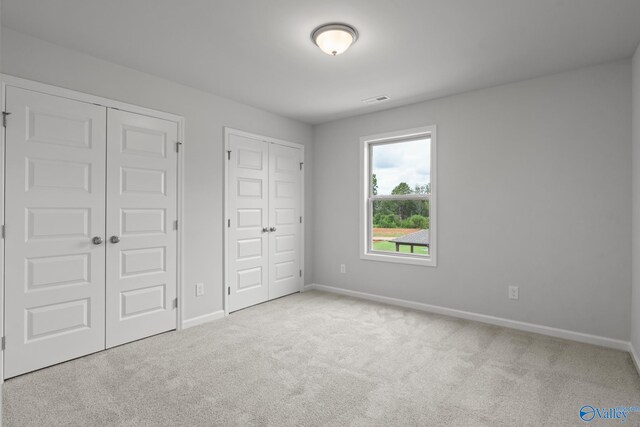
311,23,358,56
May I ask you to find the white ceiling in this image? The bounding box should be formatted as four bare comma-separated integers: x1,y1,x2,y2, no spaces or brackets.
3,0,640,124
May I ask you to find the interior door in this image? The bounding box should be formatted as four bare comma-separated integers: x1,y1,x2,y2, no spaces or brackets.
268,143,302,300
227,134,269,312
4,87,107,378
105,109,178,348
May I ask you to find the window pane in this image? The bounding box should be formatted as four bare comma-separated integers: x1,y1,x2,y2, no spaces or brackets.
371,199,430,256
370,138,430,196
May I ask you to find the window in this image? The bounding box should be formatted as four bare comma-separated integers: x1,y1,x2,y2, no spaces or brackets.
360,126,436,266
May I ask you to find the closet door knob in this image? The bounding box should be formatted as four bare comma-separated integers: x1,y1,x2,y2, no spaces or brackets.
110,235,120,244
262,227,269,233
92,236,104,245
269,227,276,232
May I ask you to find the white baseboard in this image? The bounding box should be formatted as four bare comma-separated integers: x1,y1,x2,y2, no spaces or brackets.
182,310,225,329
305,283,632,352
631,343,640,376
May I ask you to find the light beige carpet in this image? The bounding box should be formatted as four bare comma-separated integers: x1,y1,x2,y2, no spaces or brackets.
3,290,639,426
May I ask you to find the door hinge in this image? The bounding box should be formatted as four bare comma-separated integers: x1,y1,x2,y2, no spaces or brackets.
300,162,304,171
299,270,302,277
228,286,230,295
173,298,178,309
227,219,231,228
1,336,5,351
2,111,10,128
1,225,5,239
299,216,302,224
227,150,231,160
174,220,178,230
176,141,183,152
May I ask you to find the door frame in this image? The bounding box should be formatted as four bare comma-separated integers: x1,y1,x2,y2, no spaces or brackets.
0,74,186,382
223,127,305,316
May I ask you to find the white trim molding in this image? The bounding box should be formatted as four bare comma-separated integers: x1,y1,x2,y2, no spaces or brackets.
631,343,640,376
0,74,181,121
182,310,226,329
305,284,633,353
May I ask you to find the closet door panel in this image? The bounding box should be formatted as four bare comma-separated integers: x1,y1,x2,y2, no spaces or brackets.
4,87,107,378
268,144,302,300
105,109,178,348
227,134,269,312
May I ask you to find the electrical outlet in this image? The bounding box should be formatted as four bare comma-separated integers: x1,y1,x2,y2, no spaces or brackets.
508,286,519,300
340,264,346,274
196,282,205,297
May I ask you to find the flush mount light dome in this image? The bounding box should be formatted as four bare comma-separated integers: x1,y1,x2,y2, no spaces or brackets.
312,23,358,56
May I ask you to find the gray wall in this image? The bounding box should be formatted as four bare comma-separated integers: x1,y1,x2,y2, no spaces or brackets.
632,43,640,352
1,27,635,344
313,60,632,341
0,28,314,322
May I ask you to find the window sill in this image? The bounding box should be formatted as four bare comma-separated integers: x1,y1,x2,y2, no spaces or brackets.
361,251,437,267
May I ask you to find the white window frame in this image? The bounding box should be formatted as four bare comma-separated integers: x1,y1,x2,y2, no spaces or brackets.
359,125,437,267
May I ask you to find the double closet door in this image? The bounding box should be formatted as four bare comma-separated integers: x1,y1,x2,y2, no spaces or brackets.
227,132,302,312
4,87,179,378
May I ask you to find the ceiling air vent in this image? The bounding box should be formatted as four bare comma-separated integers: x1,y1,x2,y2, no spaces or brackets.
362,95,391,105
